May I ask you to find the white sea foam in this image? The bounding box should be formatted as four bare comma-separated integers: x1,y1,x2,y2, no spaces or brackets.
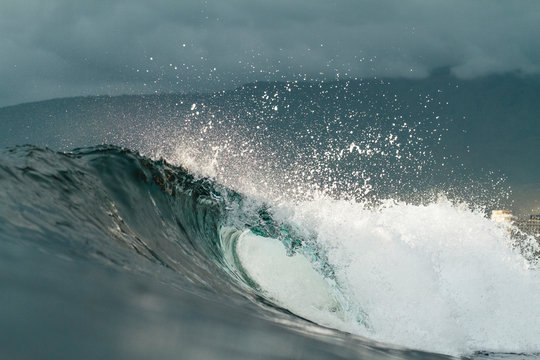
251,198,540,356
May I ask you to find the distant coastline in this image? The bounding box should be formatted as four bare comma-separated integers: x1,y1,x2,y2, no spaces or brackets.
492,210,540,240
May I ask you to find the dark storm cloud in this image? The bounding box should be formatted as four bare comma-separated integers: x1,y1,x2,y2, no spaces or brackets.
1,0,539,106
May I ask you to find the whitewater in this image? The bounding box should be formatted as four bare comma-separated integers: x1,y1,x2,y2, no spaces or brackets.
1,79,539,360
239,198,540,355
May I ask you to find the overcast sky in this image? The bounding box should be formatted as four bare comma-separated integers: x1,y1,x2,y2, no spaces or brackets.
1,0,539,107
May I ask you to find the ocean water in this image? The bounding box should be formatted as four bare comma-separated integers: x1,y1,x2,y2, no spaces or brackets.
1,77,539,359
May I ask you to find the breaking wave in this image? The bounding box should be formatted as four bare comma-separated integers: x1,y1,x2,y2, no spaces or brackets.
1,144,538,358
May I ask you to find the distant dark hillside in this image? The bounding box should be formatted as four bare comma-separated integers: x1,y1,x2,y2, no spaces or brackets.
1,73,539,213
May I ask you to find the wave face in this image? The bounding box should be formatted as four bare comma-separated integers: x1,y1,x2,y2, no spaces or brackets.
1,144,539,359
